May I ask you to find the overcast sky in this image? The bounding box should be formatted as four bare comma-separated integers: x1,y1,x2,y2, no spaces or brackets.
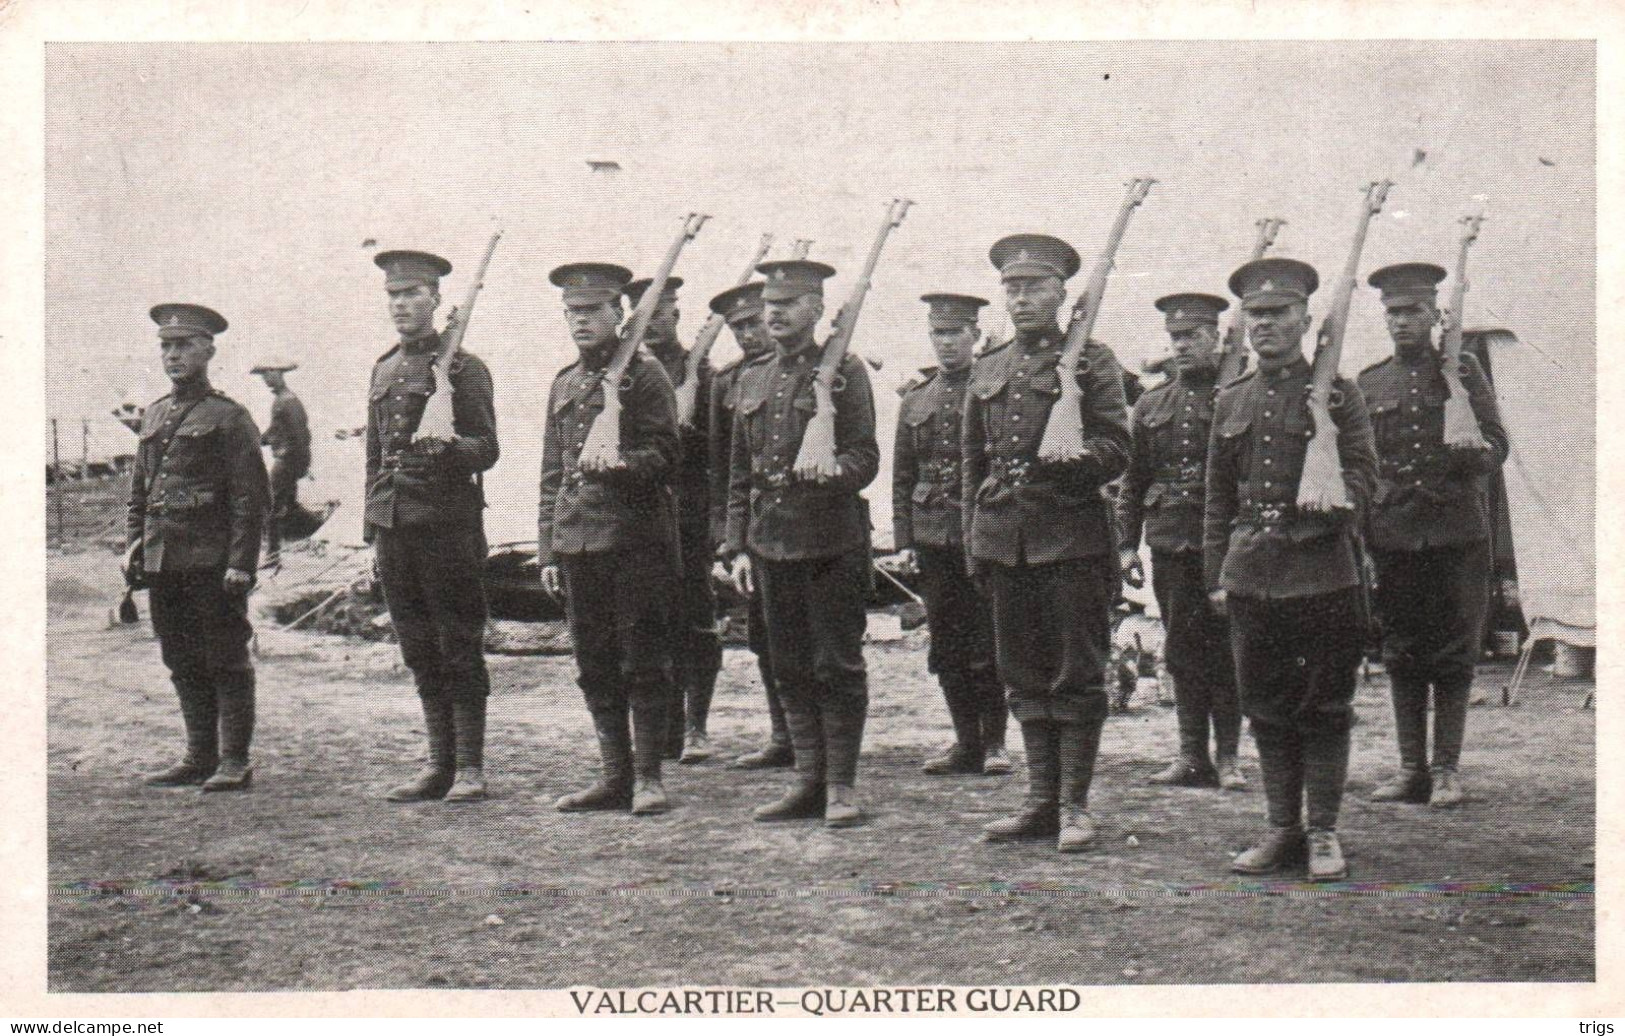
43,41,1594,542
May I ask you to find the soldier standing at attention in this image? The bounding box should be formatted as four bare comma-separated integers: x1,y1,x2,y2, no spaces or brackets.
251,356,311,570
541,263,681,817
707,281,794,770
365,251,500,804
1360,263,1508,808
891,293,1010,777
1205,258,1378,881
624,275,723,765
964,235,1132,853
1116,293,1245,790
127,304,270,791
726,260,880,828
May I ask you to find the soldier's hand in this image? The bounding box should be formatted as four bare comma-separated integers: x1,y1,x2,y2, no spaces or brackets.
711,558,733,589
1119,548,1145,588
223,568,254,595
541,564,563,600
1207,588,1228,617
580,454,628,475
730,554,755,598
123,541,143,586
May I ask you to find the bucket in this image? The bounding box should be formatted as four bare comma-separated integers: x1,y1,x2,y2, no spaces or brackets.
1552,643,1594,679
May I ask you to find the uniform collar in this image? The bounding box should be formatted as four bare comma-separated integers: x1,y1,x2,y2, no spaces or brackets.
171,376,212,402
1396,343,1437,367
647,336,685,366
578,342,616,372
1176,366,1218,390
400,330,441,356
941,364,972,384
775,335,819,363
1258,352,1309,379
1015,324,1063,354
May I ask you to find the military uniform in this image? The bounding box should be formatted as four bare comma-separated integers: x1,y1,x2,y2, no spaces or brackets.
1358,263,1510,807
365,250,500,803
1204,258,1379,880
253,361,312,563
894,293,1006,777
1115,293,1242,789
542,263,681,816
726,259,880,828
964,235,1133,852
628,276,723,764
706,282,791,768
128,304,270,791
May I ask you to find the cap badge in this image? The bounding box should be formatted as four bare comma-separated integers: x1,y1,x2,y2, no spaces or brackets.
1259,279,1276,293
1173,308,1186,320
1015,248,1032,264
166,314,180,326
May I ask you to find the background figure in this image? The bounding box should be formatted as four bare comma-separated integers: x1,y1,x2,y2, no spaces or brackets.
890,292,1009,777
365,250,500,804
1359,263,1509,808
541,262,681,817
251,356,311,569
707,281,794,770
727,260,880,829
964,235,1132,854
624,276,723,764
1116,292,1244,790
127,303,269,792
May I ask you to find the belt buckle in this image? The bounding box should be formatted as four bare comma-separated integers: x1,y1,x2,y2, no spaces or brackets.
564,468,586,490
1259,505,1285,523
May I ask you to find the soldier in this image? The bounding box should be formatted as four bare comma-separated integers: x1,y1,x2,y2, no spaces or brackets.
1359,263,1509,808
624,275,722,764
1205,258,1378,881
963,235,1132,853
365,250,500,803
127,303,270,791
707,281,793,770
250,356,311,570
891,293,1010,777
540,262,681,817
726,259,880,828
1116,293,1245,790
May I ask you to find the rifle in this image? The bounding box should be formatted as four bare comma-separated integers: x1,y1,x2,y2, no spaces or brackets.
1216,217,1286,384
1037,176,1155,463
413,230,503,443
1296,180,1393,511
577,213,711,469
792,198,912,480
673,232,774,428
1439,213,1488,449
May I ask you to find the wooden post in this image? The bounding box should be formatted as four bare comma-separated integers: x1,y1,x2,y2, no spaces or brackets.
51,418,64,546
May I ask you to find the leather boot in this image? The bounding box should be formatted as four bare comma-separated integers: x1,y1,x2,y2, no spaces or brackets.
202,672,255,791
1430,673,1471,808
1214,703,1247,790
386,695,456,801
1370,672,1432,803
1231,825,1307,874
661,677,685,761
1252,725,1305,831
923,676,984,775
1307,828,1349,881
1147,755,1220,787
1057,712,1104,852
754,701,826,821
733,664,795,769
555,708,634,812
1304,730,1351,835
984,720,1059,841
679,666,718,764
444,695,488,802
823,695,867,828
145,676,220,786
631,690,672,815
978,672,1012,774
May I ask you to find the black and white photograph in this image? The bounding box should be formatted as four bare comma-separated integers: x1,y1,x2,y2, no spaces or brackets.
9,9,1608,1016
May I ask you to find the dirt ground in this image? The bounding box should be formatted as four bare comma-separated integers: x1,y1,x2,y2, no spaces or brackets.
45,551,1594,991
